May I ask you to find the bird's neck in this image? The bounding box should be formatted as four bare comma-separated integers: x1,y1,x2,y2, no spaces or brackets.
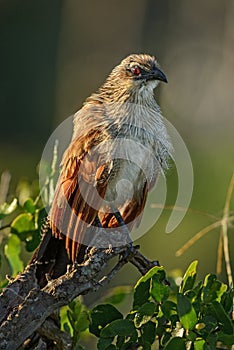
83,80,163,136
86,82,159,110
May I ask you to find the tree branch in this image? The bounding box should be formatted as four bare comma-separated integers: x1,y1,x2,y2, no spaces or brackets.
0,245,156,350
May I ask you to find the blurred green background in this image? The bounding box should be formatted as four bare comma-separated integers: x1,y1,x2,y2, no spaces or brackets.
0,0,234,289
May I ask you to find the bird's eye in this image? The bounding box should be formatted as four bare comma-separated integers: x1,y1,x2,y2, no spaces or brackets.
132,66,141,76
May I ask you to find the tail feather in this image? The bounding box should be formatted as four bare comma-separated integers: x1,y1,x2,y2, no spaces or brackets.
30,218,71,288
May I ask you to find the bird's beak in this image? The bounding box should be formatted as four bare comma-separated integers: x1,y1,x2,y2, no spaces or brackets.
151,67,168,83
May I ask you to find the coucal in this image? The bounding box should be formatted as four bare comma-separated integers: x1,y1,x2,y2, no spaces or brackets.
32,54,172,287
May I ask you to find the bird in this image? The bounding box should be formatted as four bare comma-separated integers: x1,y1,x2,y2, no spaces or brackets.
31,53,172,287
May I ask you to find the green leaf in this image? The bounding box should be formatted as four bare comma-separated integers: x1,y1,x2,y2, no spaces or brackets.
221,288,234,314
11,213,36,237
202,274,227,303
23,198,36,214
138,338,151,350
194,339,205,350
60,305,73,335
75,310,89,332
198,315,216,333
179,260,198,294
218,331,234,346
25,231,41,252
177,293,197,330
134,302,156,328
63,322,71,335
134,266,167,307
0,198,17,219
97,337,115,350
161,300,177,320
211,301,233,334
205,335,218,349
100,319,137,339
11,212,40,251
4,234,24,276
70,299,82,315
164,336,186,350
67,309,76,327
34,207,47,231
116,334,125,348
133,279,150,308
141,321,156,345
151,273,169,303
186,330,197,342
135,266,164,287
0,279,9,292
89,304,123,337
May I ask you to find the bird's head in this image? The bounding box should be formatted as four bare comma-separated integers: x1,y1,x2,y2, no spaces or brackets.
118,54,167,84
97,54,167,103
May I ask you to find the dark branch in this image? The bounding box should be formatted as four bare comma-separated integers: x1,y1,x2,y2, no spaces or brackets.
0,245,156,350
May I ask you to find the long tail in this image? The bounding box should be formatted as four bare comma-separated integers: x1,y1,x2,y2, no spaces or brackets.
30,217,71,288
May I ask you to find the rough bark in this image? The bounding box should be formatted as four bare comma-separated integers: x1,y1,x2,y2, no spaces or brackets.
0,245,158,350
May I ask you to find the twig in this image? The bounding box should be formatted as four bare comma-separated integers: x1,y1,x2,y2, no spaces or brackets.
34,140,59,207
0,171,11,205
176,220,223,257
0,224,11,231
150,203,219,220
219,173,234,289
216,233,223,275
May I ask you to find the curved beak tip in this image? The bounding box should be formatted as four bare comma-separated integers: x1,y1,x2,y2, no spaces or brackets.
155,68,168,83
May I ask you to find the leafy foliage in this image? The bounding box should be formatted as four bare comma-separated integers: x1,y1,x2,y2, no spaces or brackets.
59,263,233,349
0,163,54,280
60,299,89,349
0,198,17,220
0,180,46,279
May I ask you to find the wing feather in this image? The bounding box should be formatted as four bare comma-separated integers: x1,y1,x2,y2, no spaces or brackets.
50,127,111,262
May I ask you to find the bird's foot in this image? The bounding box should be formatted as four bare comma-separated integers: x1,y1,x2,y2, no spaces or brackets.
112,209,132,243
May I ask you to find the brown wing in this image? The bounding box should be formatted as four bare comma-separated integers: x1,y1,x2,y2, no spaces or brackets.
50,127,112,262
